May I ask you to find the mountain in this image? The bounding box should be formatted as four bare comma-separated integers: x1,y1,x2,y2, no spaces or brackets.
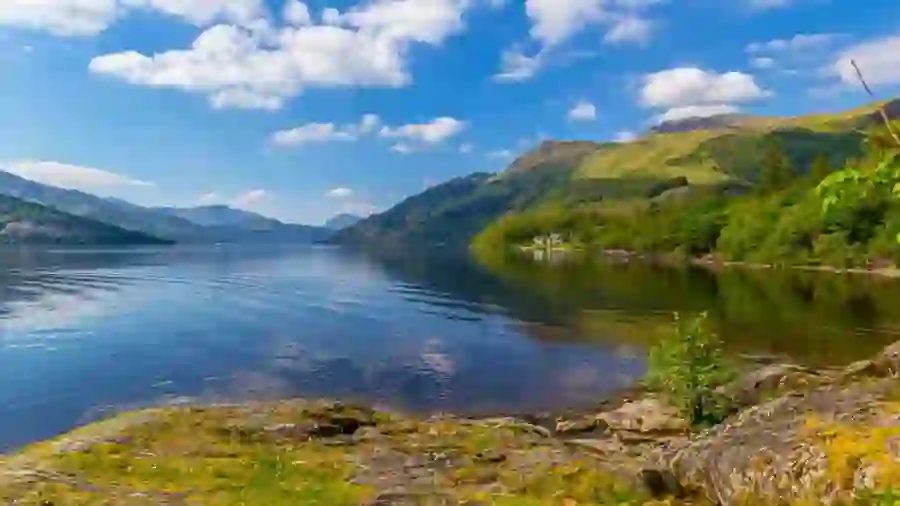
154,205,280,229
0,171,330,243
335,98,900,250
154,205,332,243
649,113,749,134
0,194,170,245
324,213,363,230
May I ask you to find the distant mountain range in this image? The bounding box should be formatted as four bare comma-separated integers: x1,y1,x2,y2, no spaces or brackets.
0,170,331,245
0,193,170,245
324,213,363,230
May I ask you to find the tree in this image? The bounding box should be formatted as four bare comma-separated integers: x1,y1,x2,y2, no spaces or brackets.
644,312,735,426
809,154,832,183
758,141,795,192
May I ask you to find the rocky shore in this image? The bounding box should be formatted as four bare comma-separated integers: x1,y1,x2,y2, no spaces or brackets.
3,341,900,505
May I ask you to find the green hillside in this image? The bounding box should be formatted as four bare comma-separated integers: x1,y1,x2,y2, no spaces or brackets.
336,98,900,255
0,194,171,245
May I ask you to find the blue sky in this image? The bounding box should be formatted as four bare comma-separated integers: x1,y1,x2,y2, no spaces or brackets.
0,0,898,225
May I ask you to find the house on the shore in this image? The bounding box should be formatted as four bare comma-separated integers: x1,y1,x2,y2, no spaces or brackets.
532,233,564,249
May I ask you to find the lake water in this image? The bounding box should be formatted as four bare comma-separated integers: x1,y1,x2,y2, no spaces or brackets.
2,245,900,451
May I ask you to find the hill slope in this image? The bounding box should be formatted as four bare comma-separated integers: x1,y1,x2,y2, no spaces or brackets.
336,99,900,250
0,194,170,245
325,213,363,230
0,171,329,243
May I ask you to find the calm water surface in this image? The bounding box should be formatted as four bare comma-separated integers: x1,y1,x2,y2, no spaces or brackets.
2,245,900,451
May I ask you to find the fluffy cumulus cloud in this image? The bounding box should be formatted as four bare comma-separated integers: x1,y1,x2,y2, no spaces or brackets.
496,0,663,82
0,0,265,37
639,67,769,122
271,114,465,152
829,35,900,88
4,160,154,191
492,47,544,83
641,67,768,108
0,0,120,37
524,0,607,47
379,117,466,144
568,100,597,121
86,0,475,109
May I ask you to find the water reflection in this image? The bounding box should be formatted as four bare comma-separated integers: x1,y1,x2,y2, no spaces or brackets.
473,252,900,366
2,245,899,451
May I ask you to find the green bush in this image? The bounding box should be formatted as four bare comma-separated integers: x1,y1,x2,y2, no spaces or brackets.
644,312,736,427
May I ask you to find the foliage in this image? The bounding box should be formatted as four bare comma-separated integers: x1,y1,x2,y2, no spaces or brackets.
817,151,900,246
758,140,796,192
644,312,735,426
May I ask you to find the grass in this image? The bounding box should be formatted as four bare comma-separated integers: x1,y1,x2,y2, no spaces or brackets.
0,401,683,506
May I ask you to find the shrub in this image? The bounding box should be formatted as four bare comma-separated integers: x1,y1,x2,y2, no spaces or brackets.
644,312,736,427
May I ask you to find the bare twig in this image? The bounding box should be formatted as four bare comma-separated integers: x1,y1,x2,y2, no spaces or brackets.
851,59,900,148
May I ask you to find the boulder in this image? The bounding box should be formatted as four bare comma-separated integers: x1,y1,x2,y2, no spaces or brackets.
670,377,900,506
555,416,608,435
841,340,900,379
717,363,821,409
597,398,689,434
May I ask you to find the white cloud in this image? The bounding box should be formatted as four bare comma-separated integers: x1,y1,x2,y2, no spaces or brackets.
379,117,466,144
500,0,661,82
640,67,769,108
830,35,900,88
391,142,414,154
568,100,597,121
746,33,844,54
492,47,544,83
197,191,222,205
0,0,266,37
271,123,356,146
613,130,636,142
326,187,354,198
459,143,474,153
0,0,120,36
751,56,776,69
121,0,266,27
4,160,154,191
487,149,513,159
282,0,311,25
231,188,268,207
89,0,475,109
656,104,740,122
524,0,606,47
603,15,652,44
359,113,381,134
333,0,470,45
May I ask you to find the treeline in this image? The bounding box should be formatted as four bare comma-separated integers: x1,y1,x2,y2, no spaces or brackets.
473,122,900,268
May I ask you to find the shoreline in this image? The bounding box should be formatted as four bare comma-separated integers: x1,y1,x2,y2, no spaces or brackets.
578,247,900,279
2,339,900,505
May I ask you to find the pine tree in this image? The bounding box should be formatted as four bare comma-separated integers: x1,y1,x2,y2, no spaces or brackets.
809,154,832,183
758,141,794,192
